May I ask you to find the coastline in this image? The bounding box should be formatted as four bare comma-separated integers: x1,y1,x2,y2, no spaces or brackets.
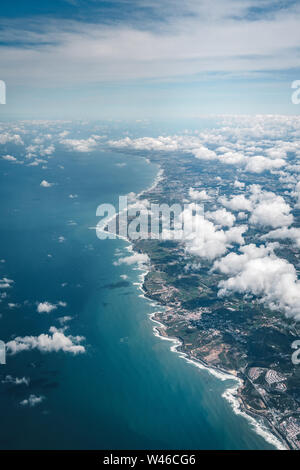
131,164,288,451
137,278,287,450
103,154,288,450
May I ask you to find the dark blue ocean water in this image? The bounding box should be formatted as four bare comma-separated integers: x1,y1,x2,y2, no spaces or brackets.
0,130,278,449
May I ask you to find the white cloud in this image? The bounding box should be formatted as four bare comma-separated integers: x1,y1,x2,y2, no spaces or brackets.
20,395,45,407
213,243,276,275
244,155,286,173
262,227,300,248
193,146,218,160
0,133,24,146
37,300,67,313
40,144,55,156
184,262,201,272
8,303,20,309
266,147,288,160
219,151,245,166
213,243,300,321
189,187,210,201
110,135,193,152
37,302,57,314
233,180,245,189
249,186,293,228
109,122,295,175
58,316,72,326
59,130,70,138
219,194,253,212
114,252,149,267
1,375,30,386
179,204,247,260
2,154,17,162
206,208,236,227
28,158,47,167
40,180,53,188
6,326,86,355
0,277,14,289
60,136,100,152
220,185,293,229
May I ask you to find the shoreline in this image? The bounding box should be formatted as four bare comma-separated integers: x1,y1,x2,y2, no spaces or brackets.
138,281,287,450
132,164,288,451
106,155,288,450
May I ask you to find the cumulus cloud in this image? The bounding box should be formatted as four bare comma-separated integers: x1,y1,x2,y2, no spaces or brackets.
28,158,47,167
219,151,245,166
0,133,24,146
60,136,101,152
109,132,288,174
193,146,218,160
8,303,20,309
245,155,286,173
20,395,45,407
6,326,85,355
110,135,189,151
109,136,219,163
2,154,17,162
213,243,300,321
233,180,245,189
220,185,293,228
219,194,253,212
37,301,67,313
40,144,55,156
248,186,293,228
184,262,202,272
262,227,300,248
189,187,210,201
40,180,54,188
1,375,30,386
206,208,236,227
58,316,72,326
0,277,14,289
178,204,247,260
37,302,57,314
114,252,149,267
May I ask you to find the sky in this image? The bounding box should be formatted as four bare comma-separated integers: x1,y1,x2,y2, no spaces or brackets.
0,0,300,119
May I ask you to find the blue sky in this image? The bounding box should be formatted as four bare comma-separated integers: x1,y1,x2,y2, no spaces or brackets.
0,0,300,119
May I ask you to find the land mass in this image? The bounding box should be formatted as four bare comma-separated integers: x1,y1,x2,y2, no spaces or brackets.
116,147,300,450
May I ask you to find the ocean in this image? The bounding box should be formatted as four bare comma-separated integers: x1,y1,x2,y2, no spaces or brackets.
0,125,282,450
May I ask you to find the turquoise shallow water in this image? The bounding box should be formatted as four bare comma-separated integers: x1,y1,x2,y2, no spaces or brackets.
0,137,277,449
